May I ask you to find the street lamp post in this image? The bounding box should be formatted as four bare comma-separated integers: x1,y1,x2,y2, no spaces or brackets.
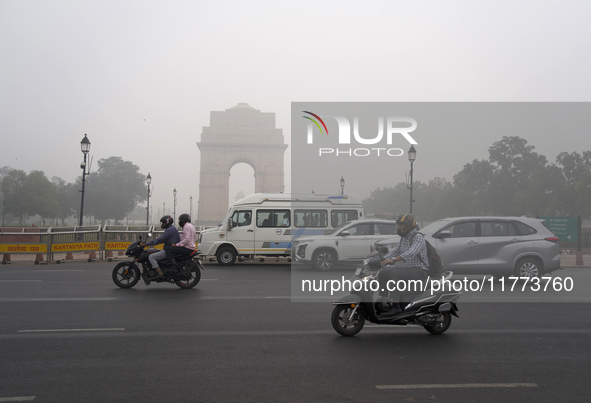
79,134,91,226
408,145,416,214
190,196,193,219
340,176,345,196
173,188,177,223
146,173,152,226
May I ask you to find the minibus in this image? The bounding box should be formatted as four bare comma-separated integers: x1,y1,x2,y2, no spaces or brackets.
197,193,364,265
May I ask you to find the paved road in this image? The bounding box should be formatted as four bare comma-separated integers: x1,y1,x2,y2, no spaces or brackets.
0,262,590,402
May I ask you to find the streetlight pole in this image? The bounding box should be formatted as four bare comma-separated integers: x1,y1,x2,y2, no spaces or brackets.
173,188,177,224
340,176,345,196
190,196,193,219
79,134,91,226
146,173,152,226
408,145,416,214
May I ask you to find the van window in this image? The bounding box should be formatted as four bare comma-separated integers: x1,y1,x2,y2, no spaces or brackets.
257,209,290,228
294,210,328,228
231,210,252,227
331,210,359,227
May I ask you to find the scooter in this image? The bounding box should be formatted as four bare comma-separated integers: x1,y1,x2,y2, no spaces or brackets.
112,236,204,289
331,247,461,336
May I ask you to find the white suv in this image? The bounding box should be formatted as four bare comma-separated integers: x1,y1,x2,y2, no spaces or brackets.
292,219,399,270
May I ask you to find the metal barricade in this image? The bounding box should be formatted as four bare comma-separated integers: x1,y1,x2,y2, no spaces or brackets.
102,225,153,261
49,226,102,264
0,227,51,264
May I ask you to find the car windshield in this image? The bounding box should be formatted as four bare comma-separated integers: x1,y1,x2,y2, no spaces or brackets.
326,221,353,235
420,219,453,235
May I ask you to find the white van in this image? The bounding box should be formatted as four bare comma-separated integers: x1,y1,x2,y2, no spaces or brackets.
197,193,364,265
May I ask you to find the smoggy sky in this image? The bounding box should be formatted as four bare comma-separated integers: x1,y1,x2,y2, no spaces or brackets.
1,0,590,220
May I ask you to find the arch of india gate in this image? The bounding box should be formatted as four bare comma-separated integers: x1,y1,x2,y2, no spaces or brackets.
196,103,287,225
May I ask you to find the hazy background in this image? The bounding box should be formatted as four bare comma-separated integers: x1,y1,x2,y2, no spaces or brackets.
1,0,590,220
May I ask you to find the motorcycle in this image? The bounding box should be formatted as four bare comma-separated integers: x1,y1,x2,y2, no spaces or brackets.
112,236,203,289
331,246,461,336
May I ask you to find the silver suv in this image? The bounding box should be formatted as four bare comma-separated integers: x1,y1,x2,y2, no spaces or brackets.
292,219,399,270
374,216,560,278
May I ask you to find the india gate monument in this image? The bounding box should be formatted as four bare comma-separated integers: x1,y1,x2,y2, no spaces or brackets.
196,103,287,225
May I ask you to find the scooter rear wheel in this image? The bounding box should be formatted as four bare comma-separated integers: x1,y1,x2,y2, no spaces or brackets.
331,305,365,337
423,311,452,335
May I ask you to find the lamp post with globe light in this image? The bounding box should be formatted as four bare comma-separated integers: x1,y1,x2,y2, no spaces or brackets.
79,134,91,226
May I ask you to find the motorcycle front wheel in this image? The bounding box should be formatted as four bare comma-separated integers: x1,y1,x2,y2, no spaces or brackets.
112,262,140,289
175,261,201,289
331,304,365,337
423,311,452,335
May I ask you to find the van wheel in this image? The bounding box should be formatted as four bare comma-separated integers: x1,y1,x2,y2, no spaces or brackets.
312,249,336,271
216,247,237,266
514,257,541,279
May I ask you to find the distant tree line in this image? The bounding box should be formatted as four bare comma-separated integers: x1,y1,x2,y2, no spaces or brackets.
0,157,146,226
363,136,591,222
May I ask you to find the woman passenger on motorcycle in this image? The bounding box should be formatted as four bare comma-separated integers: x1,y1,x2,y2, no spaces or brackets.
170,213,197,259
378,214,429,316
142,215,180,279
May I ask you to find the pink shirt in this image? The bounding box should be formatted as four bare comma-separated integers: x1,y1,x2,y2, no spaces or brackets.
176,223,196,250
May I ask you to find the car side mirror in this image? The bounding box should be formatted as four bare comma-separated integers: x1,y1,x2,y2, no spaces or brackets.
436,230,451,238
341,230,350,237
226,218,233,231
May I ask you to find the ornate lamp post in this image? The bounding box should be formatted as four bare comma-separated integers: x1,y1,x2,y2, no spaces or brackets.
146,173,152,226
79,134,91,226
173,188,177,223
408,145,417,214
340,176,345,196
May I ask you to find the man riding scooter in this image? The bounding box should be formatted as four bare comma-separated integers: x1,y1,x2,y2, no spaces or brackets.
141,215,180,280
378,214,429,316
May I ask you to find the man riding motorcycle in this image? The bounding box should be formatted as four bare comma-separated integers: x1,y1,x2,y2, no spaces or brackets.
378,214,429,316
141,215,180,280
170,213,197,259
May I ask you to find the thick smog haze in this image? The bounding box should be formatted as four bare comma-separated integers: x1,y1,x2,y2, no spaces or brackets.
1,1,590,222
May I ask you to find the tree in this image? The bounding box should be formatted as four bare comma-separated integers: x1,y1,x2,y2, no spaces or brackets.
552,151,591,218
1,169,27,224
85,157,147,224
52,177,79,225
21,170,58,226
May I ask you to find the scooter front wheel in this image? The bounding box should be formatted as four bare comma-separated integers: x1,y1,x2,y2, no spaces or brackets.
331,304,365,337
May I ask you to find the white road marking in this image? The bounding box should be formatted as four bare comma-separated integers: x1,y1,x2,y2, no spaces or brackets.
31,270,84,272
0,280,42,282
0,397,36,402
376,383,538,389
201,279,218,281
18,328,124,333
32,298,116,301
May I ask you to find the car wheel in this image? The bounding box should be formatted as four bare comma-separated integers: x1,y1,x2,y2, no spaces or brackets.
216,246,237,266
514,257,541,279
312,249,337,271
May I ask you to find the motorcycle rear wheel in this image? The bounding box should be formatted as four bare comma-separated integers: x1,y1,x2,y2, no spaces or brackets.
331,305,365,337
174,261,201,289
112,262,140,289
423,311,452,335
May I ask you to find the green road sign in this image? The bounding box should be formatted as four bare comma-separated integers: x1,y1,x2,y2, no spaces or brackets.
540,217,578,242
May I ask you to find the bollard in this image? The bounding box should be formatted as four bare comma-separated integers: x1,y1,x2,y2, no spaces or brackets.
576,250,583,266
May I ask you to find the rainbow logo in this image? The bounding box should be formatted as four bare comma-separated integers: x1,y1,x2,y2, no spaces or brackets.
302,111,329,136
